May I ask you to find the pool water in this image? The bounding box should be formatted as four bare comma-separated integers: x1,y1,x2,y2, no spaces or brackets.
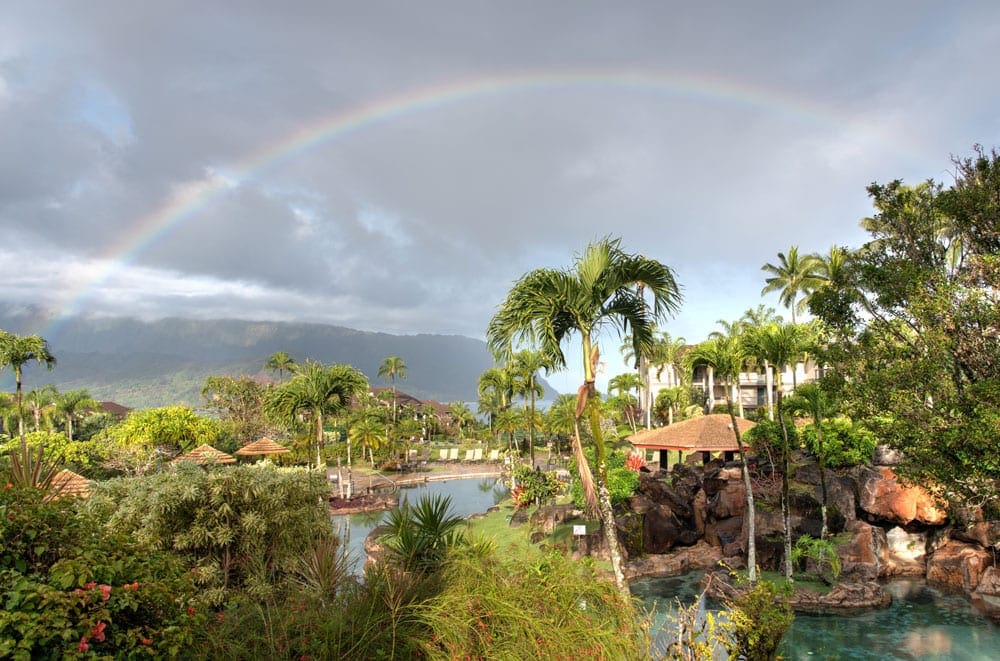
634,575,1000,660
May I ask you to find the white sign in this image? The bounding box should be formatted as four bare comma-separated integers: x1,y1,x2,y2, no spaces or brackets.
573,525,587,536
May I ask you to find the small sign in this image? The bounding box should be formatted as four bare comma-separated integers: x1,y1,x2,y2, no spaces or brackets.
573,525,587,536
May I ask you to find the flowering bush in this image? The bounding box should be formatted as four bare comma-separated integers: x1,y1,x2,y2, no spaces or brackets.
625,451,646,472
510,465,561,509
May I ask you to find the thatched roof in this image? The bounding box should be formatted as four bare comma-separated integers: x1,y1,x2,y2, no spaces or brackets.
628,414,755,452
175,444,236,465
235,437,291,456
50,469,92,498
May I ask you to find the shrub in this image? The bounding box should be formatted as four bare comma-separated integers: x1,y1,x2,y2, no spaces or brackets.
380,494,467,573
568,447,639,509
725,578,794,661
800,416,877,468
83,462,332,602
510,465,561,509
791,535,842,585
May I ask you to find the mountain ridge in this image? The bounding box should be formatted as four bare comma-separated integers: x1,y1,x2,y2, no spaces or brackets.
0,308,541,409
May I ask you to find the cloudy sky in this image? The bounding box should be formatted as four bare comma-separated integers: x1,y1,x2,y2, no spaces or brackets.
2,1,998,392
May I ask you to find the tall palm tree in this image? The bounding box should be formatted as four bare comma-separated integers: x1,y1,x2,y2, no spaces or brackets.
739,306,782,419
53,389,99,442
265,361,368,469
510,350,550,463
265,351,298,381
487,236,682,597
447,401,475,439
687,334,758,583
25,385,58,432
0,331,56,440
478,366,514,439
745,321,809,581
761,246,824,324
607,371,642,433
543,394,577,457
785,383,837,538
377,356,408,424
349,416,388,468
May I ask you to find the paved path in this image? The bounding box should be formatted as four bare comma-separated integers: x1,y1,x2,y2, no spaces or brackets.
327,462,502,493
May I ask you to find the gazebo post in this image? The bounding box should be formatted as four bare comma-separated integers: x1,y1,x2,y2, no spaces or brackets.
658,449,668,469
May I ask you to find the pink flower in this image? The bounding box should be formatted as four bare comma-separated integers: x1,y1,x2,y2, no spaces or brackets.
90,621,107,642
78,637,89,652
83,581,96,590
99,584,112,601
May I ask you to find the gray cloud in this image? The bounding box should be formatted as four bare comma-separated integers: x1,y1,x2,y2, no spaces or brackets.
2,1,999,387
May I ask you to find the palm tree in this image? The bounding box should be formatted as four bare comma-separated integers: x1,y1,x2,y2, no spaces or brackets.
543,394,577,457
686,334,758,583
53,389,99,442
377,356,407,424
510,350,550,463
0,331,56,440
265,361,368,469
487,236,682,597
785,383,837,538
761,246,824,324
607,372,642,433
349,416,388,468
478,366,514,439
447,401,475,439
265,351,298,381
739,306,782,420
745,322,809,581
24,385,58,432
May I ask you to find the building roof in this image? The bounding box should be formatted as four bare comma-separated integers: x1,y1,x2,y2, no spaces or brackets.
174,444,236,465
49,469,92,498
99,401,132,417
627,414,755,452
235,436,290,456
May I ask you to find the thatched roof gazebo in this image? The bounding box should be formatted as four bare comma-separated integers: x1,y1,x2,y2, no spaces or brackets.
235,436,291,459
628,414,756,467
49,469,93,499
174,444,236,465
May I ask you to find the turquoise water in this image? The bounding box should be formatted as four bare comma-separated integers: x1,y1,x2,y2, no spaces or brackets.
331,477,508,572
635,575,1000,660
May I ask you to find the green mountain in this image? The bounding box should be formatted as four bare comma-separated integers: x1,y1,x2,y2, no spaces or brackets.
0,310,545,409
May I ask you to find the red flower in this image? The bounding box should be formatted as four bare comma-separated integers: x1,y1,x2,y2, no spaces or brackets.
140,637,152,646
83,581,96,590
4,482,12,489
78,637,89,652
90,621,107,642
99,584,112,601
216,613,226,622
187,605,196,617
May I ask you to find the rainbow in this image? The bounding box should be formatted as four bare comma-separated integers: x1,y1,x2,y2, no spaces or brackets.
43,68,854,337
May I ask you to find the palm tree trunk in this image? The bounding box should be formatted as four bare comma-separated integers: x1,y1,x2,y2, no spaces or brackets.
529,383,536,466
66,415,74,443
776,392,793,580
587,403,630,599
571,419,598,518
816,416,829,538
15,368,24,441
726,393,757,583
765,361,774,421
315,412,324,469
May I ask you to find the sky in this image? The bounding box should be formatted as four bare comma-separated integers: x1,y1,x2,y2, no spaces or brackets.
1,1,999,394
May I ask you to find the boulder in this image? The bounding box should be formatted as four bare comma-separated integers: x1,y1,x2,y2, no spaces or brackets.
704,515,743,548
972,567,1000,623
643,504,686,554
837,520,886,582
625,540,725,580
926,539,994,593
705,480,746,520
789,581,891,614
883,526,927,577
951,520,1000,549
856,466,947,526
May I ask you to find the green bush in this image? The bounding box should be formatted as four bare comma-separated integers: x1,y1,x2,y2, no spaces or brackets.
726,578,795,661
0,485,204,659
83,462,332,603
510,464,561,508
800,416,876,468
568,448,639,509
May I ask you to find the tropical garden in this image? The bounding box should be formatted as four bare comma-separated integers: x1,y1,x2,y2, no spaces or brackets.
1,145,998,658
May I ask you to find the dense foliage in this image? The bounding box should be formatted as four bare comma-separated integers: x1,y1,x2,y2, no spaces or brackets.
799,417,877,468
811,146,1000,508
568,447,639,509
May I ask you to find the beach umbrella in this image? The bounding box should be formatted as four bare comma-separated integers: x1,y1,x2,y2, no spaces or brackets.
174,444,236,465
235,436,291,458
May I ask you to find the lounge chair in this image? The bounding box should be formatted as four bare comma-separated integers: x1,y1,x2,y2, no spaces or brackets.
439,448,450,462
488,449,500,462
472,448,483,462
463,449,475,462
449,448,460,462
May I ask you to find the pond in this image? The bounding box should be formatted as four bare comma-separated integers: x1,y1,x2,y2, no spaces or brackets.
332,477,508,572
634,574,1000,659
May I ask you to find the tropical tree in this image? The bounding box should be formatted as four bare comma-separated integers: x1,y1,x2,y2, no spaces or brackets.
653,385,689,425
447,401,475,438
760,246,823,324
739,306,782,419
349,416,388,468
478,366,514,438
53,389,99,442
687,334,758,582
0,331,56,440
377,356,407,424
24,385,58,433
607,372,642,434
264,351,297,381
486,236,682,596
784,383,837,538
201,375,268,444
745,322,809,580
265,361,369,468
543,394,577,456
510,350,550,463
